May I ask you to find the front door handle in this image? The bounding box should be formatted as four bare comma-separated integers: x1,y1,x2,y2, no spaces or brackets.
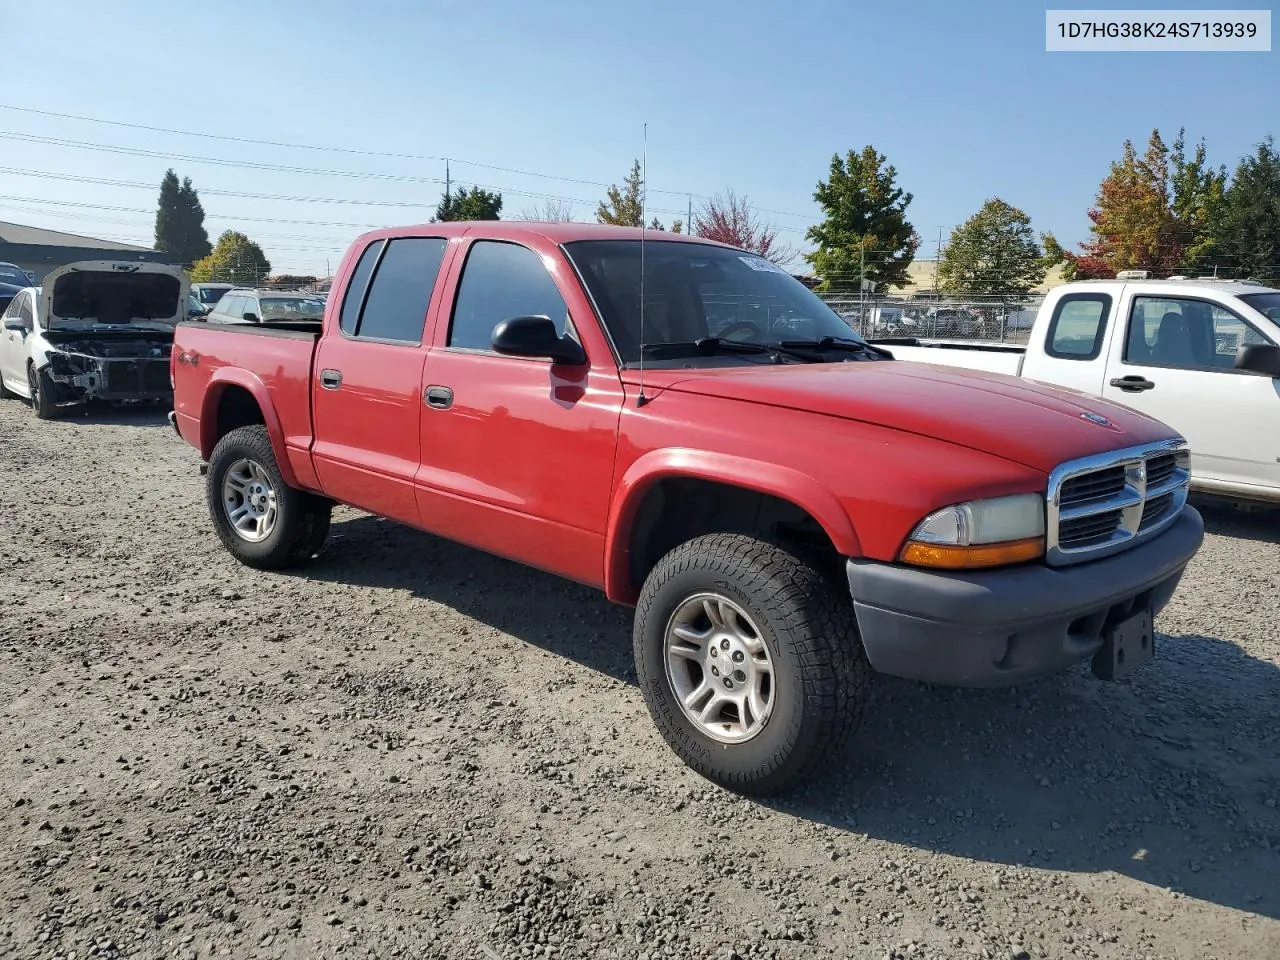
1109,375,1155,392
424,385,453,409
319,368,343,390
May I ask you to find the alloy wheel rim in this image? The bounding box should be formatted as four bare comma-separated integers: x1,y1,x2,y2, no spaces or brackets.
221,458,278,543
663,592,775,744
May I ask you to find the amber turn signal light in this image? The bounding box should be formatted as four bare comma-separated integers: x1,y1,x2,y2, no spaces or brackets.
899,536,1045,570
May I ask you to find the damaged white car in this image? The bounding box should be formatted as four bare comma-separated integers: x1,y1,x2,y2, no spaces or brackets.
0,261,189,419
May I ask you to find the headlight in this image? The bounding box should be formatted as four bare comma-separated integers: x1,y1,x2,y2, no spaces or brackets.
899,493,1045,570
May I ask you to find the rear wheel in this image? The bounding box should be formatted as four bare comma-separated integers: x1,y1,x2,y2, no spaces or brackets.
633,532,870,796
206,424,332,569
27,363,56,420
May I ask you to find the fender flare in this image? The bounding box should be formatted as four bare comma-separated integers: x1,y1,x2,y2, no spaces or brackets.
603,447,862,604
199,368,299,489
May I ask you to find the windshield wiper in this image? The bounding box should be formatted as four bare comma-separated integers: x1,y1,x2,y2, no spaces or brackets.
776,336,894,359
640,338,821,363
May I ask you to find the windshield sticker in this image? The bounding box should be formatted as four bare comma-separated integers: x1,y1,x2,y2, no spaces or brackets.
739,256,784,273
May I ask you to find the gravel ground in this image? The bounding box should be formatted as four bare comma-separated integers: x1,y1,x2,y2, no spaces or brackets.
0,399,1277,960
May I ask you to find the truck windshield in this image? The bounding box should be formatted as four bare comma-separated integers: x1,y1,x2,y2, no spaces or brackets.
562,239,869,364
1240,292,1280,325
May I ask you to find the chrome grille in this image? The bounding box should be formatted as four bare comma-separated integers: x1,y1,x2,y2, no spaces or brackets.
1045,439,1191,566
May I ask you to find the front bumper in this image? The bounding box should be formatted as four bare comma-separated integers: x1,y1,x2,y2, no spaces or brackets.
45,354,172,404
845,505,1205,687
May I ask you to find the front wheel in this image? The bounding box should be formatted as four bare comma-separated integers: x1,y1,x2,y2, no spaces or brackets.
206,424,332,569
27,363,57,419
633,533,870,796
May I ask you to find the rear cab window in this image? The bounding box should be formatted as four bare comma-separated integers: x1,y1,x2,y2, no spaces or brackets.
1044,293,1111,360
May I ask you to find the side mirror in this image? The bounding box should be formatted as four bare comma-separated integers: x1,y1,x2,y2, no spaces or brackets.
491,315,586,365
3,317,25,332
1234,342,1280,377
242,312,260,323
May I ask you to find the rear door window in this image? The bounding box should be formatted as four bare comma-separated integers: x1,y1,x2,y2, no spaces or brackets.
345,237,447,344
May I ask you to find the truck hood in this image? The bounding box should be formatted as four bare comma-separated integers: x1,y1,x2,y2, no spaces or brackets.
650,361,1179,474
41,260,189,333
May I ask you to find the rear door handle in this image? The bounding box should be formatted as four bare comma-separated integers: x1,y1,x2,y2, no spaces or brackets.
1109,375,1155,392
424,385,453,409
319,368,343,390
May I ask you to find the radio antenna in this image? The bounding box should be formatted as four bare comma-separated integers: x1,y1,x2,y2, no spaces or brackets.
636,121,650,408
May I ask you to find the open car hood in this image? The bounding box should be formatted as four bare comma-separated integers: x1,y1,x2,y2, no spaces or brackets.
41,261,189,333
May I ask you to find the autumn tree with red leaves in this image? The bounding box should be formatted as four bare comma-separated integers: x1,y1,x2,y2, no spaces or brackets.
1045,128,1225,279
692,189,792,264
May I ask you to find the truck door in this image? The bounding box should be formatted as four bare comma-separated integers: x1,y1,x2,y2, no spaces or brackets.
414,236,625,588
1019,290,1116,395
1100,291,1280,495
310,235,452,525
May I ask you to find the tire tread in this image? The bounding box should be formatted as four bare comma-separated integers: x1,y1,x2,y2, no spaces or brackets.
634,532,870,795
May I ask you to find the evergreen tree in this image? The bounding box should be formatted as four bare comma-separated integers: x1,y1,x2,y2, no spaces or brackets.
804,146,919,292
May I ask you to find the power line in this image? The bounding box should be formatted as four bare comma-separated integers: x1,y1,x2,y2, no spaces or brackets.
0,102,815,219
0,193,392,229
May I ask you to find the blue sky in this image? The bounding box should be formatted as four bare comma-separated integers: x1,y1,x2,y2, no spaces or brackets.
0,0,1274,274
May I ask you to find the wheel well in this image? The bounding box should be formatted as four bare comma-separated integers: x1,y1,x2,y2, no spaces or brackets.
628,478,842,593
214,385,265,443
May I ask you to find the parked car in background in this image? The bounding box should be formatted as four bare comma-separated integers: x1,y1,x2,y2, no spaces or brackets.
0,280,24,316
873,276,1280,506
0,261,30,287
204,288,325,325
0,260,189,418
186,292,209,319
190,282,236,313
169,221,1204,795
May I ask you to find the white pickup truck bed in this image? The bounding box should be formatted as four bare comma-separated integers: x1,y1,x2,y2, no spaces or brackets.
870,338,1027,376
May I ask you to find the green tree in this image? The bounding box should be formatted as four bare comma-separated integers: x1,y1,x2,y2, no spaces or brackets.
1170,128,1227,270
1038,232,1078,281
597,160,645,227
435,186,503,221
153,169,212,268
939,198,1046,299
1211,136,1280,282
189,230,272,284
804,146,919,292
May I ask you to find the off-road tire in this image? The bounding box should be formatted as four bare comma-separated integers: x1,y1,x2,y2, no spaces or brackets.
27,363,57,420
633,532,870,796
206,424,332,569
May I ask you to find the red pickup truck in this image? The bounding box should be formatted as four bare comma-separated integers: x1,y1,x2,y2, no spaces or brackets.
169,222,1205,795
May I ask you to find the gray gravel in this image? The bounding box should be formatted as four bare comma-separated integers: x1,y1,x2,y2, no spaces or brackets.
0,399,1277,960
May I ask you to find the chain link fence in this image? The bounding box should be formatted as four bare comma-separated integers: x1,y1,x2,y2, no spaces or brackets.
816,294,1045,345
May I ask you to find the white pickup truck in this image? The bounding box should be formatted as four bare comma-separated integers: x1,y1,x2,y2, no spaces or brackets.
873,276,1280,506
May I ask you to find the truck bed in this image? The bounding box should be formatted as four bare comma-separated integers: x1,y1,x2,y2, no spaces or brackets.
870,336,1026,376
170,319,320,474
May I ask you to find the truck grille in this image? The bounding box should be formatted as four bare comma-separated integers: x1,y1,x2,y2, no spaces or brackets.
1046,439,1191,566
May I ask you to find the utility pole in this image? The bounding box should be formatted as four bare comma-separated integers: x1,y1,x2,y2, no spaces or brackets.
859,241,866,334
445,160,451,214
933,226,942,296
687,194,692,234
